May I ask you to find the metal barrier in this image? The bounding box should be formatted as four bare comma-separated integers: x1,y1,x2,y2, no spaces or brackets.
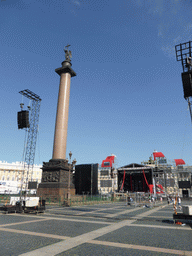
114,192,163,207
0,193,165,207
45,194,118,206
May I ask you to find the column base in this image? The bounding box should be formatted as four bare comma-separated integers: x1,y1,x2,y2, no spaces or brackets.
37,159,75,202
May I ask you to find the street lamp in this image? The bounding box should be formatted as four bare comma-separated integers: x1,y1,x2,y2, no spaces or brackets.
67,151,76,205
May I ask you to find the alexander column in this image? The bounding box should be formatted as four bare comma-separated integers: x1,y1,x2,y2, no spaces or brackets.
38,45,76,202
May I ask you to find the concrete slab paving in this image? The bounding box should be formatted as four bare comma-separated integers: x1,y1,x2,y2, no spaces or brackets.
0,201,191,256
55,242,181,256
95,226,192,251
0,214,43,225
0,230,61,256
42,213,117,223
3,219,109,237
131,219,175,227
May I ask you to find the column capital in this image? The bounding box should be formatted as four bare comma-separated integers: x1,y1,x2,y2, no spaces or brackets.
55,60,76,77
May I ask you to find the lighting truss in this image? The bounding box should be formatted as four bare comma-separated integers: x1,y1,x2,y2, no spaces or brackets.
19,89,41,186
175,41,192,72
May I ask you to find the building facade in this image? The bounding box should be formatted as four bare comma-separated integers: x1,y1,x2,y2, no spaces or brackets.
0,161,42,194
98,167,118,194
153,164,192,197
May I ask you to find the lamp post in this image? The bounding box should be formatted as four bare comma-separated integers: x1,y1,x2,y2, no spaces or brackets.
67,151,76,205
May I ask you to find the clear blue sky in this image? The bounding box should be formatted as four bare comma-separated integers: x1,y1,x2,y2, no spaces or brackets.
1,0,192,167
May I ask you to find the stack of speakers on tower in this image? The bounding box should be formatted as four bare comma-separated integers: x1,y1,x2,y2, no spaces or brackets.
182,71,192,99
17,110,30,129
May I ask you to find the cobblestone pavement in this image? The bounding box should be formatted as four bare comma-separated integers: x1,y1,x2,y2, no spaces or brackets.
0,200,192,255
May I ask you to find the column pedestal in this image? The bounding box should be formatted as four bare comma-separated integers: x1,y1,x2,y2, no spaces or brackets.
37,159,75,202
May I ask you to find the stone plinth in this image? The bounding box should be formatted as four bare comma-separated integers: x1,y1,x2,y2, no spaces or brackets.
37,159,75,202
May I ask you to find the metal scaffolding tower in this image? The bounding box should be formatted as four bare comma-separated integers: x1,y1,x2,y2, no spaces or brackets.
175,41,192,123
19,89,42,189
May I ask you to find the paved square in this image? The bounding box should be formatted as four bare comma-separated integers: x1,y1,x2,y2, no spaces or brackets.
4,218,108,237
95,226,192,251
0,230,61,256
0,201,191,255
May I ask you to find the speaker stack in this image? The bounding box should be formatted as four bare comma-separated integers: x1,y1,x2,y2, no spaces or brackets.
182,71,192,99
17,110,30,129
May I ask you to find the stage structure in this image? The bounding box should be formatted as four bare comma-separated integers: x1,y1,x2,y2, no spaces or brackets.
175,41,192,123
18,89,42,191
117,164,153,193
38,45,77,202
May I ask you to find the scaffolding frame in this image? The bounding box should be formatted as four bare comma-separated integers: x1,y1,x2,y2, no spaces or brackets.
175,41,192,72
175,40,192,123
19,89,41,190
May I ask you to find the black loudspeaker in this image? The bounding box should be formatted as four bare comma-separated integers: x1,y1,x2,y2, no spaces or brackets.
181,72,192,98
17,110,30,129
178,181,190,189
28,181,37,189
75,164,98,195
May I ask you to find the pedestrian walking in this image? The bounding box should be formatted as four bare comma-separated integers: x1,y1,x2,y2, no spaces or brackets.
167,197,170,205
178,197,182,210
172,197,175,205
173,197,177,211
149,195,151,203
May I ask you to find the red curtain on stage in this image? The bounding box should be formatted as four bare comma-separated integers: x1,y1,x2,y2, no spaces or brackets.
120,170,126,191
142,169,153,193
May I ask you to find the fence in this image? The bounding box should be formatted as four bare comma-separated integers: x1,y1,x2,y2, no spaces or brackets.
43,192,163,207
0,193,35,205
0,192,165,207
115,192,164,207
44,194,118,206
0,194,16,205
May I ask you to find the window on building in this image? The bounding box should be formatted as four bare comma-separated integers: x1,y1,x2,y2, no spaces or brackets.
7,176,10,181
12,177,15,181
100,170,109,176
2,176,5,181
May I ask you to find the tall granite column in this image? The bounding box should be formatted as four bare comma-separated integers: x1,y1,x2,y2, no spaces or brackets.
37,46,76,202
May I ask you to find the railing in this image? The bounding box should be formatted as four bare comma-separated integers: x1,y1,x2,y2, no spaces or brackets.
0,194,20,205
0,192,169,207
44,194,118,206
114,192,165,207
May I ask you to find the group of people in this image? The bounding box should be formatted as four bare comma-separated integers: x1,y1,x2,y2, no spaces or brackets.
167,196,182,210
148,195,157,204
